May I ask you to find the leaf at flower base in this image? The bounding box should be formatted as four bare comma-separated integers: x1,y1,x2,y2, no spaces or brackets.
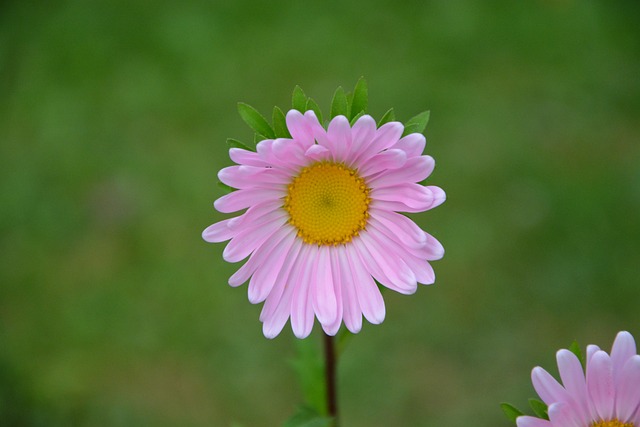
350,77,368,120
500,402,524,423
292,86,308,113
254,133,269,144
330,86,348,119
237,102,276,139
273,106,292,138
305,98,323,125
569,340,586,370
402,110,431,136
226,138,255,152
529,398,549,420
349,111,364,126
282,406,333,427
377,108,396,126
290,338,326,415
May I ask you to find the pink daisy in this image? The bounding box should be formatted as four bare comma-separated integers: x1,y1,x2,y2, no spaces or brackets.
202,110,445,338
518,331,640,427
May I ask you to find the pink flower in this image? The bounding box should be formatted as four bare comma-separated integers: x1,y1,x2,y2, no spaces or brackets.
202,110,445,338
518,331,640,427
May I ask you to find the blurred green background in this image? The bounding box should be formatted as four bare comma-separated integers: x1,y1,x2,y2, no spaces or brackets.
1,0,639,426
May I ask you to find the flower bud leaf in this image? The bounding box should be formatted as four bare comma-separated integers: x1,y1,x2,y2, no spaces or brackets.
377,108,396,126
292,85,308,113
569,340,586,370
226,138,255,152
350,76,368,120
528,398,549,420
237,102,275,139
500,402,524,422
350,111,364,126
402,110,430,136
330,86,348,119
273,106,292,138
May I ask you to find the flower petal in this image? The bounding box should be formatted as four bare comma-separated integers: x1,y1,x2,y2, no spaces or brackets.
366,219,435,285
261,240,305,338
218,165,290,190
556,349,590,424
351,121,404,166
615,355,640,422
548,402,582,427
259,238,303,320
202,218,235,243
516,415,551,427
369,209,426,248
354,233,417,294
346,245,385,324
214,188,283,213
368,155,435,188
305,144,331,162
587,350,615,421
229,148,269,167
587,345,601,365
291,244,316,338
531,366,568,406
345,115,377,166
391,133,426,158
358,149,407,178
222,212,287,262
336,245,362,333
371,183,435,210
227,225,294,287
286,110,322,149
325,115,352,161
322,247,345,336
312,246,338,326
611,331,637,384
247,229,297,303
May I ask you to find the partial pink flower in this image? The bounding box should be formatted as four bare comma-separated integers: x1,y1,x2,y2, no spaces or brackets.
517,331,640,427
203,110,445,338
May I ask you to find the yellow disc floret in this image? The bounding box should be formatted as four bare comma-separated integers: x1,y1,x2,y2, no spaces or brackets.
284,162,371,245
592,420,634,427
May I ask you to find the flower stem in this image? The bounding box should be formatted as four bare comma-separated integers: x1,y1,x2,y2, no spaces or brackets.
323,332,338,426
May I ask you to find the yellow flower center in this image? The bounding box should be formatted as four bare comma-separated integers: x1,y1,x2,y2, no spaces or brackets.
284,162,371,245
592,420,634,427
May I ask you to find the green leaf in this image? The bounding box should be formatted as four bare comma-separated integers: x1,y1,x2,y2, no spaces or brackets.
402,110,431,136
226,138,254,151
237,103,275,139
272,106,292,138
377,108,396,126
500,402,524,423
292,85,308,112
254,133,269,144
305,98,323,125
290,338,326,415
217,181,235,194
529,398,549,420
349,111,364,126
282,406,333,427
569,340,586,370
350,77,368,120
330,86,348,119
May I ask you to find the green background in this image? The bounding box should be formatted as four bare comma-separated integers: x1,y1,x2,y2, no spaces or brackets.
1,1,639,426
